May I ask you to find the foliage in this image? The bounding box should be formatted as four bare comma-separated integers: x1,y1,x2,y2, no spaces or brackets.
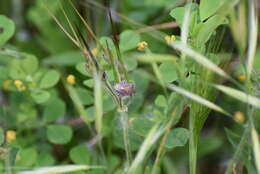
0,0,259,174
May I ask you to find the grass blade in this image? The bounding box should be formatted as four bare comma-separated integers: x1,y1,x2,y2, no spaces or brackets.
214,84,260,109
246,0,258,76
94,73,103,135
171,41,231,80
168,84,230,116
251,127,260,174
18,165,105,174
181,2,192,45
127,124,163,174
133,53,177,63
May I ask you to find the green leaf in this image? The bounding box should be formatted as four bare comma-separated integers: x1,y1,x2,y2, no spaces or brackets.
0,66,8,82
145,0,178,6
21,55,39,74
0,127,4,145
119,30,140,52
8,59,26,80
83,79,94,88
31,89,50,104
131,118,155,137
155,95,167,107
47,125,73,144
0,15,15,46
195,14,226,45
76,62,91,76
170,3,198,28
165,128,190,148
170,7,185,25
199,0,224,21
16,148,38,167
39,70,60,89
70,145,90,165
76,88,94,105
43,98,66,123
43,51,85,66
159,62,178,82
123,56,138,71
253,49,260,69
36,153,55,166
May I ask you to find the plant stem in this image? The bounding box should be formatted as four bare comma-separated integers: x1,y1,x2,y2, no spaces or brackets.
225,122,250,174
189,111,197,174
120,110,132,169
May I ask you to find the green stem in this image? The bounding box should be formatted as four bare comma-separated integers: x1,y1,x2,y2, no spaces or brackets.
63,79,90,124
120,110,132,169
189,111,197,174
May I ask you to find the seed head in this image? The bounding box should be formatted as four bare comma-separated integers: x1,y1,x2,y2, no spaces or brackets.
114,80,135,97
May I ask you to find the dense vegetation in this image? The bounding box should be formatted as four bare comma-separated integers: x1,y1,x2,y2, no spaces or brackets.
0,0,260,174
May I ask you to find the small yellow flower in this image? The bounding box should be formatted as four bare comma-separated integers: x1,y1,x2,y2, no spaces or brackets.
67,74,76,85
2,80,12,91
238,74,246,82
6,130,16,143
165,35,176,44
137,41,148,51
234,111,245,124
14,80,26,91
91,48,98,56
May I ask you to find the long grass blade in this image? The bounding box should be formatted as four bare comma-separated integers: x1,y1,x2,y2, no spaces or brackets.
18,165,105,174
214,84,260,109
59,2,80,44
133,53,177,63
94,73,103,135
67,0,98,41
251,127,260,174
246,0,258,76
171,41,231,80
43,3,80,48
127,124,163,174
168,84,231,116
181,2,192,45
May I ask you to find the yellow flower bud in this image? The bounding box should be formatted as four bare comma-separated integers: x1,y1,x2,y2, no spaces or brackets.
66,74,76,85
137,41,148,51
14,80,22,87
14,80,26,91
6,130,16,143
234,111,245,124
91,48,98,56
238,74,246,82
2,80,12,91
165,35,176,44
